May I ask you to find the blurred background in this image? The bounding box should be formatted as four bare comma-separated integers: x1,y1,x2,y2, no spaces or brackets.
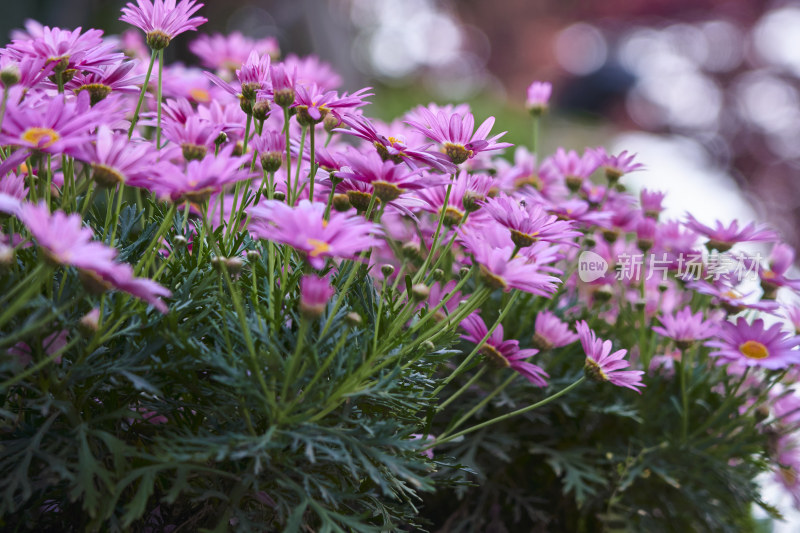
5,0,800,249
4,0,800,526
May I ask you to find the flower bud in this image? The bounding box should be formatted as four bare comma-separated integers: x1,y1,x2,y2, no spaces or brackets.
246,250,261,262
411,283,430,301
381,264,395,278
78,308,101,336
432,269,445,281
332,194,351,212
253,99,271,121
345,312,362,327
421,340,435,352
594,284,614,303
0,244,14,269
273,190,286,201
173,235,188,249
225,257,244,275
462,191,484,213
324,113,340,133
1,64,20,87
459,267,471,279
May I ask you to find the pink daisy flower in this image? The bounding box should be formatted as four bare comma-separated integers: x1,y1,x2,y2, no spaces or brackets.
706,317,800,370
120,0,207,50
153,145,252,202
652,306,718,349
335,150,445,203
75,125,161,188
576,320,645,393
67,60,145,105
0,56,55,90
461,312,548,387
547,147,601,192
684,214,778,251
592,148,644,182
161,115,222,161
405,108,512,165
291,84,372,125
640,189,666,219
283,54,342,90
416,170,494,226
5,25,122,74
247,199,381,269
300,274,335,319
337,113,455,173
252,130,286,172
482,193,581,249
760,243,800,298
532,310,579,350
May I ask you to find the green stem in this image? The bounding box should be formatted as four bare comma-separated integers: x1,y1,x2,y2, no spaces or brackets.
413,178,454,283
426,377,585,449
283,107,292,203
441,373,518,439
0,265,50,328
292,124,307,204
156,49,164,149
109,183,126,245
531,114,540,158
437,366,486,412
308,125,317,202
128,49,157,139
135,204,176,276
282,319,310,400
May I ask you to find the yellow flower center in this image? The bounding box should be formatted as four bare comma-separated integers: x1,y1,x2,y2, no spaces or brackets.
387,136,400,145
762,270,776,280
21,127,60,149
307,238,331,257
189,88,211,102
739,340,769,360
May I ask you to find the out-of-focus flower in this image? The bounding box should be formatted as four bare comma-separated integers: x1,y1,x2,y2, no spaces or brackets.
189,32,278,71
252,130,285,172
5,25,122,74
685,214,778,252
526,81,552,115
75,125,160,188
548,148,601,192
151,145,252,202
652,306,718,350
461,312,548,387
292,84,372,125
576,320,645,393
760,243,800,298
248,199,381,269
592,148,645,183
120,0,207,50
300,274,335,319
532,310,579,350
707,317,800,370
482,193,581,249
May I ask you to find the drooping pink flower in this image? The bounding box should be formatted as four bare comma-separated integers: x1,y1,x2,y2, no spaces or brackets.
233,50,271,100
461,312,548,387
576,320,645,393
760,243,800,297
67,60,145,105
16,203,171,312
593,148,645,181
482,193,581,249
706,317,800,370
300,274,335,318
684,214,778,251
247,199,382,269
405,108,512,165
532,310,579,350
525,81,552,113
252,130,285,172
652,306,718,349
120,0,207,50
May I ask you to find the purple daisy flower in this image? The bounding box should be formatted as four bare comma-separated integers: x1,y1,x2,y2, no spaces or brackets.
161,115,222,161
75,125,161,188
5,25,122,74
458,226,562,296
67,60,145,105
235,50,271,100
300,274,335,319
0,91,112,175
283,54,342,90
461,312,548,387
547,147,601,192
416,170,494,226
337,113,455,173
153,145,252,203
252,130,285,172
576,320,645,393
482,192,581,249
532,310,579,350
247,199,381,269
592,147,645,182
760,243,800,298
684,214,778,251
405,107,512,165
270,63,296,107
120,0,207,50
707,318,800,370
291,84,372,125
335,150,445,203
0,56,55,90
652,306,718,349
640,189,666,219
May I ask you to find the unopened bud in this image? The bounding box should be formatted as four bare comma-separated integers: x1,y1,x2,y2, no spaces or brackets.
246,250,261,262
0,244,14,268
583,235,596,248
459,267,471,279
225,257,244,275
432,269,445,281
345,312,362,327
78,308,101,335
273,190,286,201
252,99,271,121
462,191,484,213
381,264,395,278
173,235,188,249
634,298,647,312
411,283,430,301
1,65,20,87
332,194,351,212
215,131,228,146
421,340,435,352
211,256,223,272
324,113,340,133
594,284,614,303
